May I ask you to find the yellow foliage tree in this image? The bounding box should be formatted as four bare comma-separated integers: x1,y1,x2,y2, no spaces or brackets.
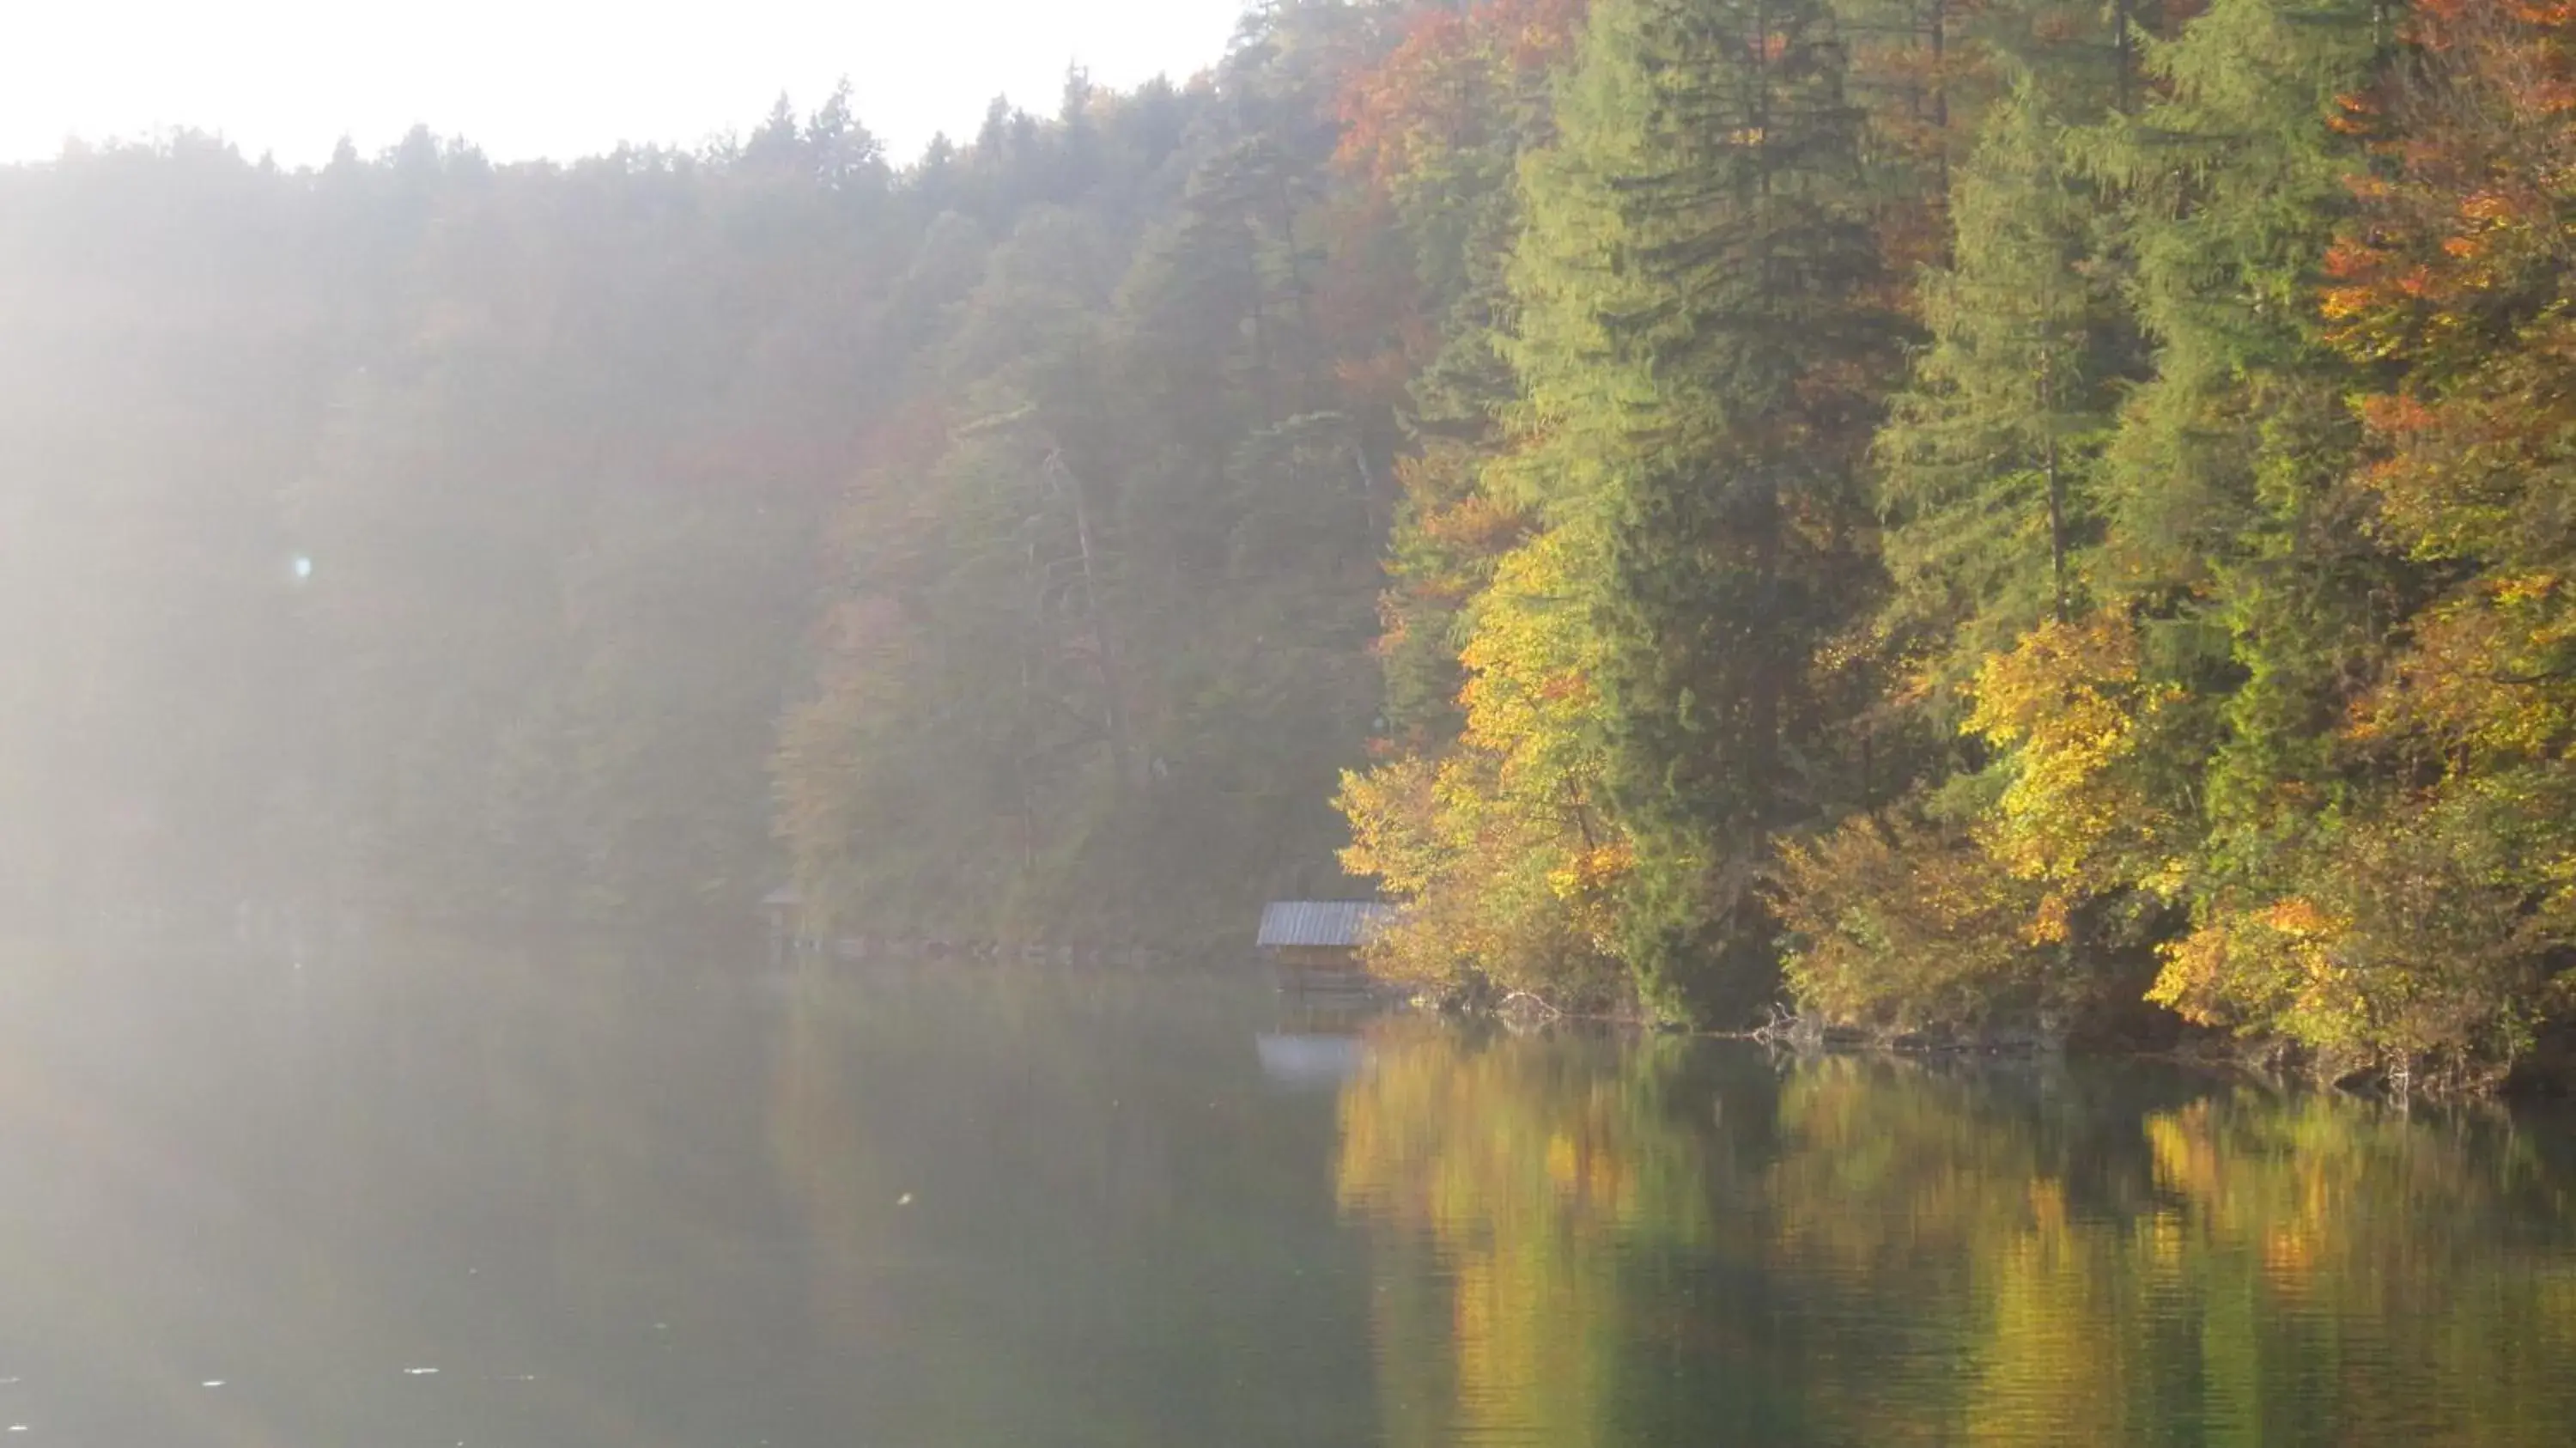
1777,812,2057,1032
1338,521,1631,1003
1965,610,2185,919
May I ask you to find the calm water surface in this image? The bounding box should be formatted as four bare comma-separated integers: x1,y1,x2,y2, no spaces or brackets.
1,945,2572,1447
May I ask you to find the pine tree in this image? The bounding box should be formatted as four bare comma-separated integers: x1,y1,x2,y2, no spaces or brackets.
1878,77,2132,684
1509,0,1893,1019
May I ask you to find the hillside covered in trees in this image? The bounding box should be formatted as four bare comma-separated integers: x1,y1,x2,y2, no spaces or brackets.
9,0,2576,1086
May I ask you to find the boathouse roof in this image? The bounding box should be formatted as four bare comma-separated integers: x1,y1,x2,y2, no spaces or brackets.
1257,900,1398,950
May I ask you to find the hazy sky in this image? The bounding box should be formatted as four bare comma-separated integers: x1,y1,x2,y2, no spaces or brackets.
2,0,1248,167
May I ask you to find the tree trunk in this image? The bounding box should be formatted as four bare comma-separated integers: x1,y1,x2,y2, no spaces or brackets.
1046,447,1142,792
2040,350,2069,624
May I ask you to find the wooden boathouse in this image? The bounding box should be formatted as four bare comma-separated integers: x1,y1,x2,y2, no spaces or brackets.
1257,900,1398,993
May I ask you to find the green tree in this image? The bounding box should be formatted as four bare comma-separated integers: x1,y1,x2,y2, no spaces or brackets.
1507,0,1894,1019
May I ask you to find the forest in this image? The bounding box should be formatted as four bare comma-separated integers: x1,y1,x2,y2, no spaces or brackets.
5,0,2575,1087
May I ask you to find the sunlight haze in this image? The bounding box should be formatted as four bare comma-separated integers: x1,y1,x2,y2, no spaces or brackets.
0,0,1246,166
6,0,2576,1440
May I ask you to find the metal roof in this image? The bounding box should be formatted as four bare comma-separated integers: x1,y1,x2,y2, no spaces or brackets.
762,886,802,908
1258,900,1397,949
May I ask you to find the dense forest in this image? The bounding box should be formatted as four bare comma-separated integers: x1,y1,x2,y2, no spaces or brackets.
0,25,1395,949
7,0,2576,1086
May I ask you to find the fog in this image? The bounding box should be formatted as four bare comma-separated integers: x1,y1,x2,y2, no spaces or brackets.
0,2,1383,953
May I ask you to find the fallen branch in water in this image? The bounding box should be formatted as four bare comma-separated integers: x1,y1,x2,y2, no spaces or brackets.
1747,1002,1825,1049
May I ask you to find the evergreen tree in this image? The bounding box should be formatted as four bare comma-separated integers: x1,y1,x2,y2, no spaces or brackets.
1878,78,2131,678
1508,0,1893,1019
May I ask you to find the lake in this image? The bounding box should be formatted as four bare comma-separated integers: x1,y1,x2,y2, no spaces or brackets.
0,944,2572,1446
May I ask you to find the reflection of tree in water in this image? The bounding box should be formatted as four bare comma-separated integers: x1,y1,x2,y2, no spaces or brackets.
1337,1032,2576,1447
2126,1092,2576,1447
1771,1062,2576,1447
1334,1019,1731,1447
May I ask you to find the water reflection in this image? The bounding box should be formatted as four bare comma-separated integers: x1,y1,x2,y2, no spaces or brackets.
1334,1026,2576,1447
1337,1019,1723,1447
0,948,2567,1446
1258,1032,1368,1089
0,950,1376,1447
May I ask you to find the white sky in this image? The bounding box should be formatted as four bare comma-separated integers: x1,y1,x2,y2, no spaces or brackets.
0,0,1249,168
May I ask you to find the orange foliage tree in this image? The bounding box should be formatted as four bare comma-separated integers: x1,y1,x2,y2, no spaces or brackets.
2151,0,2576,1083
